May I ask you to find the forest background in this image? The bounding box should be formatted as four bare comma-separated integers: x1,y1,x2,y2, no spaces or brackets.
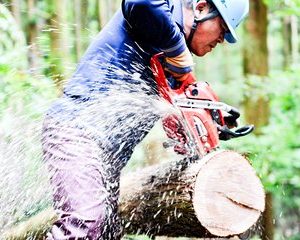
0,0,299,239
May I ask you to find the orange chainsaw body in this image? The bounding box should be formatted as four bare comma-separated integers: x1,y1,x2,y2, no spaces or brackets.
150,54,224,156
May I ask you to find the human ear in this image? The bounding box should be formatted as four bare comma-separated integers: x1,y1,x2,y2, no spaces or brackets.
195,0,208,11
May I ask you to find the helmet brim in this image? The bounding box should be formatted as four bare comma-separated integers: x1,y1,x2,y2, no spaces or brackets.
224,24,238,43
212,2,238,44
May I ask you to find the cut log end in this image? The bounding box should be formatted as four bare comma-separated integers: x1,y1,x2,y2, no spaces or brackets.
193,150,265,237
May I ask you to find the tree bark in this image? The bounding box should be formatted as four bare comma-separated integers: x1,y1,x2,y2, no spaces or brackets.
27,0,40,74
9,0,21,26
74,0,82,61
74,0,88,61
242,1,273,239
46,0,69,93
261,193,274,240
242,0,269,132
3,150,265,239
282,16,292,69
98,0,120,29
99,0,109,29
290,15,299,65
120,150,265,238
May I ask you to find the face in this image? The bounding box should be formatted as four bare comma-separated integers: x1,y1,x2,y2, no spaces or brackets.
190,12,227,56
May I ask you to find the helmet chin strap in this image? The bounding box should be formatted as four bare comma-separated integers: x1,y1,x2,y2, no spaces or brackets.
186,9,219,50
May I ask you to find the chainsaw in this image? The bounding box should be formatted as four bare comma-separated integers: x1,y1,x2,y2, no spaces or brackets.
150,53,254,160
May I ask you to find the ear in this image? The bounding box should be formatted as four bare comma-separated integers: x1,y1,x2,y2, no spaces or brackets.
195,0,208,11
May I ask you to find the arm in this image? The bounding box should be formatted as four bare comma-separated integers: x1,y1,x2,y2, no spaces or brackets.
122,0,193,77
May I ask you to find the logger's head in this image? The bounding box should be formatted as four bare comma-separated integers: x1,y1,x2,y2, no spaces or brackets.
183,0,249,56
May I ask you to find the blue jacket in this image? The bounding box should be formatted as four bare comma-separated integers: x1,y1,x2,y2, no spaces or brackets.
49,0,187,116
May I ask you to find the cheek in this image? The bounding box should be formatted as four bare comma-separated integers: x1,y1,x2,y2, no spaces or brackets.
189,21,222,56
200,22,222,42
191,41,211,56
190,31,213,56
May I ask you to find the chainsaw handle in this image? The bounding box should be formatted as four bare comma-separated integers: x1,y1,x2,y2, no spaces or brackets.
235,125,255,136
218,125,254,141
228,107,240,120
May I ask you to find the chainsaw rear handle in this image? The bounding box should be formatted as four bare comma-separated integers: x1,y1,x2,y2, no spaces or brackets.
218,125,254,141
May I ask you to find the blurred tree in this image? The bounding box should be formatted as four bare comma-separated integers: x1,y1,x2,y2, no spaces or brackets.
243,0,273,240
243,0,269,131
99,0,121,28
0,3,27,69
74,0,88,60
99,0,111,28
46,0,70,92
282,16,293,69
8,0,21,26
27,0,40,73
290,15,299,65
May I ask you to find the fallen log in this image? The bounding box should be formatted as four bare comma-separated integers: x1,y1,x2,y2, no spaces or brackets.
3,150,265,239
120,150,265,238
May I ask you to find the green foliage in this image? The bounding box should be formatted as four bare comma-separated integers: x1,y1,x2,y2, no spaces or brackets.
0,65,57,227
0,4,27,69
224,68,300,192
0,68,56,118
264,0,300,16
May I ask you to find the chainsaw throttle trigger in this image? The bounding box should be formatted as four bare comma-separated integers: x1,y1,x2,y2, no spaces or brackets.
218,125,254,141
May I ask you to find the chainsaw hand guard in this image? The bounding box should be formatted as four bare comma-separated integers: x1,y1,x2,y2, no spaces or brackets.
218,125,254,141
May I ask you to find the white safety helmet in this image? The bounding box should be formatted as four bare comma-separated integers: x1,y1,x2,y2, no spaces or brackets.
192,0,249,43
210,0,249,43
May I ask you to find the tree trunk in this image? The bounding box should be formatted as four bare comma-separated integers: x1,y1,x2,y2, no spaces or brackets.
74,0,82,61
243,1,273,239
290,15,299,65
99,0,109,29
282,16,292,69
46,0,69,93
27,0,40,74
4,150,265,239
242,0,269,132
98,0,119,29
261,193,274,240
243,0,268,77
9,0,21,26
74,0,88,61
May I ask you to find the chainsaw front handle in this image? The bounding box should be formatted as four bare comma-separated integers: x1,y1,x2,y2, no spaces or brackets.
228,107,240,120
218,125,254,141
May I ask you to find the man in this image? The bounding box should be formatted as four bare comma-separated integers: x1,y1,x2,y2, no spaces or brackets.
43,0,249,239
